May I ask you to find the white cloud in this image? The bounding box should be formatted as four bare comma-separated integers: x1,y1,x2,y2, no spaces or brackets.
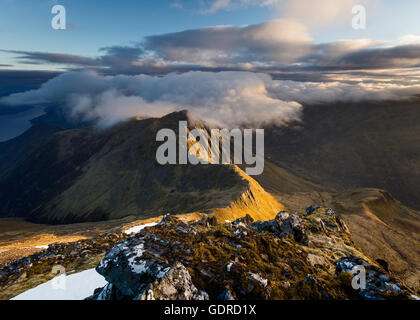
2,71,420,129
0,71,302,127
144,19,313,66
170,2,183,9
200,0,378,29
275,0,361,27
7,17,419,73
201,0,232,14
399,34,420,45
268,80,420,104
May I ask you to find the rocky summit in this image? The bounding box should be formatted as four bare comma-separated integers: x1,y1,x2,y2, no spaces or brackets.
88,207,418,300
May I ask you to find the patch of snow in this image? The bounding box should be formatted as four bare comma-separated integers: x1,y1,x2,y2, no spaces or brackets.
127,244,148,274
410,294,420,300
11,268,107,300
227,262,234,272
124,222,158,235
157,267,171,279
35,245,49,249
233,228,247,237
343,261,356,272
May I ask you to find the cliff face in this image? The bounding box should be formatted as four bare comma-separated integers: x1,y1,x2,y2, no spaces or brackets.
91,207,418,300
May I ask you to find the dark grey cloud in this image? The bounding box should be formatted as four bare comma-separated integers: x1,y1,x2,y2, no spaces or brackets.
0,50,102,67
98,45,144,69
297,41,420,71
99,45,144,58
335,44,420,69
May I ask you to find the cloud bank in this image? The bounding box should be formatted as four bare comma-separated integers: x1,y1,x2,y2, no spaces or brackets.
2,71,420,128
4,16,420,79
143,19,312,66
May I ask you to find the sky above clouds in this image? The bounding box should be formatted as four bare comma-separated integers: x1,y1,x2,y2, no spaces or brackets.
1,0,420,138
1,0,420,73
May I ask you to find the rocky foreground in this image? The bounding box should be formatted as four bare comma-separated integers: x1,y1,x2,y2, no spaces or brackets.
0,232,127,300
89,207,418,300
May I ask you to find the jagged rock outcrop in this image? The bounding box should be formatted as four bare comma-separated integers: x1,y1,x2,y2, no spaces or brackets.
137,263,209,300
254,211,309,245
91,207,419,300
90,262,209,300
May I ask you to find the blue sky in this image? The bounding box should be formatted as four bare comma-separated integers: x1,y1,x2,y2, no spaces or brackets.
1,0,420,71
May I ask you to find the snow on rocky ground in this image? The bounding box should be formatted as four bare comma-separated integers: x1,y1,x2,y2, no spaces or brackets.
124,222,158,235
10,222,159,300
34,245,49,249
11,268,107,300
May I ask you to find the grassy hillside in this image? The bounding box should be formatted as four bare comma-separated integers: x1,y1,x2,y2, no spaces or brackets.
265,99,420,210
0,111,283,224
255,163,420,290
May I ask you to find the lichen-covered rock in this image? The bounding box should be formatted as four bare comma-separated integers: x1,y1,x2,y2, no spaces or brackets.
0,232,127,300
95,237,172,297
305,206,320,216
90,207,417,300
137,263,209,300
335,256,414,300
254,211,308,245
232,214,254,226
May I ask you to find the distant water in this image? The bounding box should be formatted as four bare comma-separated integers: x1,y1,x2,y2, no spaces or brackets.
0,106,45,142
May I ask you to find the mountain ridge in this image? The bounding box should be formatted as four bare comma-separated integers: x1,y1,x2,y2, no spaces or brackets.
0,111,281,224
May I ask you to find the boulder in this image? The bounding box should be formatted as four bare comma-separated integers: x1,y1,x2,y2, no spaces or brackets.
254,211,308,245
335,256,412,300
137,263,209,300
96,239,172,297
232,214,254,227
